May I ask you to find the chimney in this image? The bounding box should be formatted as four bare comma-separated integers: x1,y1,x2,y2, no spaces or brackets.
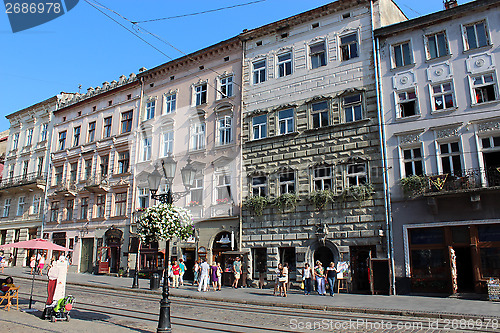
444,0,458,9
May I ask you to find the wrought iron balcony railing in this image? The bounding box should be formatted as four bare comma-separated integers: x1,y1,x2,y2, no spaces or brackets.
0,172,47,189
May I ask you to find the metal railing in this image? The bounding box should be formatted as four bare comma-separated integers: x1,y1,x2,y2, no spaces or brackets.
84,174,110,187
54,181,78,193
0,172,47,189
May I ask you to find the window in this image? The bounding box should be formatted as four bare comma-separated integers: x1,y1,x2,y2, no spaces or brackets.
66,199,74,220
216,174,231,203
32,195,40,215
313,166,333,191
277,52,292,77
189,177,203,206
340,33,358,61
80,197,88,220
426,32,448,59
252,60,266,84
22,161,29,178
96,195,105,218
142,136,152,161
138,188,149,209
83,159,92,180
103,117,112,138
50,202,59,222
70,163,78,182
121,111,133,133
393,41,412,67
40,123,48,142
17,196,25,216
471,73,498,104
310,42,326,69
37,157,44,177
311,101,329,128
481,135,500,149
195,83,207,105
439,142,462,176
403,147,423,176
343,94,363,122
220,76,233,98
162,131,174,156
218,115,232,145
55,166,63,184
118,151,129,174
146,100,155,120
12,133,19,150
464,21,489,50
26,128,33,146
164,94,176,114
252,115,267,140
58,131,66,150
346,164,367,187
190,123,205,151
115,192,127,216
279,172,295,194
100,155,109,178
73,126,80,146
397,89,418,118
251,176,267,197
278,109,294,135
431,82,455,111
3,199,11,217
88,122,96,142
8,165,14,179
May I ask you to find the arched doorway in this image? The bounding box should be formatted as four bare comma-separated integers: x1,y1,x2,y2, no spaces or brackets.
212,231,233,264
307,240,340,269
105,228,122,273
314,246,334,269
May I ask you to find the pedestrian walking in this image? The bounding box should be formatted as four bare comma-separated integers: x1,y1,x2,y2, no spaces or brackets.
38,254,46,275
193,260,200,286
273,263,282,296
326,262,337,297
302,263,313,295
314,261,326,295
258,265,266,289
179,258,186,286
30,254,36,275
171,260,180,288
216,262,222,291
198,258,210,292
167,261,172,287
210,262,218,291
277,265,287,297
283,263,289,292
232,256,242,288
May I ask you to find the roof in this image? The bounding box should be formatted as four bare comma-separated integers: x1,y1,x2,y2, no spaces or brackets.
6,95,59,119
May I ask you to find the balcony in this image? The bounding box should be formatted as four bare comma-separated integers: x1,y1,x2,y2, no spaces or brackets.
0,172,47,190
211,203,234,218
84,174,110,193
54,181,78,197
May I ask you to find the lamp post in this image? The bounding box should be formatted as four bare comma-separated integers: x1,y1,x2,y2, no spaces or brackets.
145,155,196,333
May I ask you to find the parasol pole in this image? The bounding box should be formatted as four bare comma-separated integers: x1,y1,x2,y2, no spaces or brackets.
29,249,38,309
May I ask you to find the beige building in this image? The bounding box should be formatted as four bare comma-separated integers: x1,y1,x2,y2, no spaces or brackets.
46,74,140,273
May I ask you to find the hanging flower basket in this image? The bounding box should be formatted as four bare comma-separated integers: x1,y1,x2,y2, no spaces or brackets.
136,203,194,244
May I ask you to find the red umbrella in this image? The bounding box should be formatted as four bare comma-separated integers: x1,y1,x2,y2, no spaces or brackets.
0,238,72,252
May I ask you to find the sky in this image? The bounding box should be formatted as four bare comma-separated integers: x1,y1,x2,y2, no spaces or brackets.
0,0,472,131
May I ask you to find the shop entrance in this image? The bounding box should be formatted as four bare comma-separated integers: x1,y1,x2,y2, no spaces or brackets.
182,248,195,281
454,247,474,292
314,246,334,269
350,245,376,293
212,231,233,264
105,228,122,273
80,238,94,273
483,151,500,186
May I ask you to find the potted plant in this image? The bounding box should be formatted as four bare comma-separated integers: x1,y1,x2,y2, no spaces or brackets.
308,190,336,210
272,193,300,212
400,175,428,198
243,196,270,216
216,198,230,205
341,183,375,204
188,201,200,207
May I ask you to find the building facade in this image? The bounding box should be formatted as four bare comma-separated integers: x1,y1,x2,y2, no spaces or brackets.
46,74,140,273
134,37,243,279
375,0,500,294
240,0,406,291
0,95,72,266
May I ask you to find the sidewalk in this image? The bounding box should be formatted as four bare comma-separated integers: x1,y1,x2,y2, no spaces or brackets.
3,266,499,319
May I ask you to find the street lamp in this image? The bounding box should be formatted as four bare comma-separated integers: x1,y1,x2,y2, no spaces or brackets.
145,155,196,333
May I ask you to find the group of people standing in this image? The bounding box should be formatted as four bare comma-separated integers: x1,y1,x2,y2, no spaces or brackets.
274,263,290,297
193,258,223,292
167,258,186,288
29,253,46,275
302,261,337,296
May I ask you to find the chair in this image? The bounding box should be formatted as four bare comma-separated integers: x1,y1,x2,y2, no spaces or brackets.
0,286,19,311
337,278,348,293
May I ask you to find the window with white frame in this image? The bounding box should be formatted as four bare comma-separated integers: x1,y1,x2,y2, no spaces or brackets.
88,122,96,142
220,76,234,98
195,83,207,105
277,52,292,77
252,59,266,84
189,177,203,206
162,131,174,156
279,171,295,194
164,93,176,114
251,176,267,197
26,128,33,146
40,123,48,142
218,115,232,145
481,135,500,149
37,157,44,177
80,197,88,219
402,147,424,176
215,174,231,204
190,123,205,151
463,21,489,50
137,188,149,209
310,101,329,128
11,133,19,150
69,163,78,182
55,166,63,184
121,111,133,133
50,202,59,222
340,33,358,61
426,32,448,59
32,195,40,215
392,41,412,68
346,163,367,187
17,196,25,216
471,73,498,104
84,159,92,180
96,195,105,218
22,160,29,178
397,89,418,118
431,82,455,111
142,136,152,161
114,192,127,216
146,100,156,120
73,126,80,146
66,199,74,220
8,164,14,179
252,114,267,140
100,155,108,178
439,141,462,176
58,131,66,150
310,42,326,69
343,94,363,122
278,108,294,135
3,199,11,217
118,151,129,174
103,117,112,138
313,166,333,191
